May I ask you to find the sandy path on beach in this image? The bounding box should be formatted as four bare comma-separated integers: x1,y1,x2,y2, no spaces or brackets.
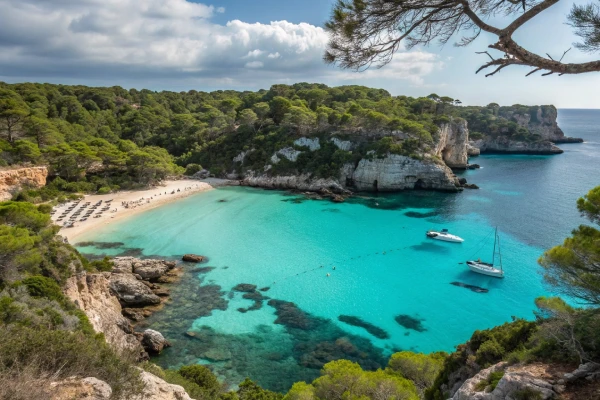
52,178,234,243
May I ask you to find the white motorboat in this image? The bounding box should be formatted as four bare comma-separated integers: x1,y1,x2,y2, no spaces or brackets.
466,228,504,278
426,229,464,243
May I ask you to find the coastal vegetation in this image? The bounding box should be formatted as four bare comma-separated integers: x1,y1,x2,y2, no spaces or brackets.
1,81,564,202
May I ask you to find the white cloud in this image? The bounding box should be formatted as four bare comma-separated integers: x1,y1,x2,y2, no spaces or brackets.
245,61,264,68
0,0,442,88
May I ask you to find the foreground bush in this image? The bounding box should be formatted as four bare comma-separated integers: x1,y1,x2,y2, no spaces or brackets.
0,325,143,399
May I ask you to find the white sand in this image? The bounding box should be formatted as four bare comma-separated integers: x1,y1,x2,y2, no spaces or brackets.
52,178,234,243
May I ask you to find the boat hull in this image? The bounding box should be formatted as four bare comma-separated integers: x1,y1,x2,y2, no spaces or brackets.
432,236,464,243
467,261,504,278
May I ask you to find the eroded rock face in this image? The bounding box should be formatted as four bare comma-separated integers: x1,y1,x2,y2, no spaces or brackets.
133,259,176,280
470,137,563,155
50,377,112,400
63,272,143,355
134,370,192,400
142,329,171,354
271,147,302,164
500,105,581,143
0,166,48,201
294,137,320,151
349,154,460,192
435,120,469,168
331,137,354,151
109,273,161,307
242,173,346,192
452,362,557,400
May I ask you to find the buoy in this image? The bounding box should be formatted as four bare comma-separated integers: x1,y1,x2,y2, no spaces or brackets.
326,273,330,277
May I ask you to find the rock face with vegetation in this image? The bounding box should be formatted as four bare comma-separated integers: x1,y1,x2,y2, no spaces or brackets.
457,104,581,155
0,166,47,200
63,271,143,355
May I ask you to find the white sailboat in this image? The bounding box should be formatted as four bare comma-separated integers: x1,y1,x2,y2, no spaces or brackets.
466,228,504,278
426,229,464,243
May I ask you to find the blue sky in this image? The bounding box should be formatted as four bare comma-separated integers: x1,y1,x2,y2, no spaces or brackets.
0,0,598,108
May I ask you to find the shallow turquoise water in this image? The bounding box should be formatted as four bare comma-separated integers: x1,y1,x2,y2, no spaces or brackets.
76,109,600,391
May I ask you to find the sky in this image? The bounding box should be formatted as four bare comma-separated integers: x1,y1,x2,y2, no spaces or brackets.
0,0,598,108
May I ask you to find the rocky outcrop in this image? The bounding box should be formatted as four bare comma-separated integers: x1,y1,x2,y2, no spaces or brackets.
467,144,481,157
501,105,582,143
49,372,193,400
452,362,562,400
348,155,460,192
141,329,171,354
109,273,161,307
242,173,347,192
63,272,143,355
135,370,192,400
50,377,113,400
435,120,469,168
182,254,205,263
0,166,48,200
331,137,354,151
271,147,302,164
294,137,320,151
470,137,563,155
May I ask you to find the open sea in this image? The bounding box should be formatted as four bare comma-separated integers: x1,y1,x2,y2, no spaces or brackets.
76,109,600,392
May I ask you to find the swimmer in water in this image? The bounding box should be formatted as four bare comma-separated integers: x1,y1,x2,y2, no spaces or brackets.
326,273,330,277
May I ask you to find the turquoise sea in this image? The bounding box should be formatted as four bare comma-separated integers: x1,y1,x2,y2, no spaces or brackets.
76,109,600,391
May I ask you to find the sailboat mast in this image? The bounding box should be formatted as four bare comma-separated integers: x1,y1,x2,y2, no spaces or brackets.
492,227,497,265
498,233,503,271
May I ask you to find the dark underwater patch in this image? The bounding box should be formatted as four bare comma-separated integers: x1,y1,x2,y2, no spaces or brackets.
450,281,489,293
281,197,305,204
404,211,440,219
395,314,427,332
192,266,216,274
321,208,341,213
233,283,258,292
337,315,390,339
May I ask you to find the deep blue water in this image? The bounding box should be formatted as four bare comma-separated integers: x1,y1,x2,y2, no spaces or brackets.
76,109,600,391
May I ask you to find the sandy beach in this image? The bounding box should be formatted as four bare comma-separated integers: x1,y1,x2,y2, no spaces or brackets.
51,178,234,243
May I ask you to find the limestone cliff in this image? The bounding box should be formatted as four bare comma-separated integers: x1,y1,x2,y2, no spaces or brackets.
435,119,469,168
470,137,564,155
0,166,48,200
347,155,460,192
236,120,467,193
500,105,582,143
63,272,144,356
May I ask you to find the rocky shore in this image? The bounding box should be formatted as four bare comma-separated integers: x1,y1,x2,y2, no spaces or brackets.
64,256,188,358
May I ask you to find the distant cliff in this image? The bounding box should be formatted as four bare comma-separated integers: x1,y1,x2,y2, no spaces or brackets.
0,166,48,201
459,104,582,155
231,119,469,193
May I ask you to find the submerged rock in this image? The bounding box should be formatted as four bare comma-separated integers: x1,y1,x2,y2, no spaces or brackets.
233,283,257,292
182,254,206,263
395,314,427,332
338,315,390,339
268,299,315,330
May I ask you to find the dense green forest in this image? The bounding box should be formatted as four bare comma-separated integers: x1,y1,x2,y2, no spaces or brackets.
1,82,548,201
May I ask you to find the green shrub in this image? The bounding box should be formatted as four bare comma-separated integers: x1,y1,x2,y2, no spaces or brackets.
89,256,114,272
20,276,66,305
185,163,203,176
97,186,112,194
178,365,222,399
474,370,504,392
0,324,143,398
